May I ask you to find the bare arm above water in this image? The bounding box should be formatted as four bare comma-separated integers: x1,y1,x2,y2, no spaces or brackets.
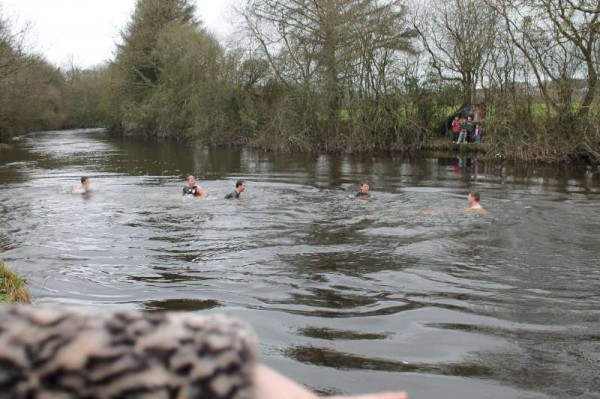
255,364,408,399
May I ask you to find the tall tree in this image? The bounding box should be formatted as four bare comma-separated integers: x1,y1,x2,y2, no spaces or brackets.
487,0,600,119
149,25,225,139
412,0,499,107
0,8,66,137
113,0,198,100
241,0,416,143
0,8,30,83
110,0,204,136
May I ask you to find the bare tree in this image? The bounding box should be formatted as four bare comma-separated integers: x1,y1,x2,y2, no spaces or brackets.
411,0,499,107
0,9,34,82
488,0,600,118
240,0,416,141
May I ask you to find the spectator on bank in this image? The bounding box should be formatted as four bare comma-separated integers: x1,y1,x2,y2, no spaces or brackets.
465,116,475,142
451,116,461,143
456,117,467,144
475,123,482,143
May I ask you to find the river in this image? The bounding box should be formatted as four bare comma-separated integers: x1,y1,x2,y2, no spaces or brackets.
1,129,599,398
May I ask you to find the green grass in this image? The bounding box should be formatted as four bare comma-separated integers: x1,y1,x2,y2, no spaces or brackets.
0,261,32,304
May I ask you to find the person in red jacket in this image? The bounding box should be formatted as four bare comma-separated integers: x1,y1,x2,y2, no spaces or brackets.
451,116,461,143
182,175,207,197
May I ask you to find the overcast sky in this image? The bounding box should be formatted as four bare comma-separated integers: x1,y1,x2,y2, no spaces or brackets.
0,0,238,68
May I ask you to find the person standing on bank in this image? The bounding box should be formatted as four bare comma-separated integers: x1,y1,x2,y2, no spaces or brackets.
225,179,246,199
474,123,482,143
465,116,475,142
451,116,461,143
456,117,467,144
182,175,207,197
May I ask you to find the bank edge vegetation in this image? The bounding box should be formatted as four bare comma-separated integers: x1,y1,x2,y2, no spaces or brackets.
1,0,599,162
0,261,31,304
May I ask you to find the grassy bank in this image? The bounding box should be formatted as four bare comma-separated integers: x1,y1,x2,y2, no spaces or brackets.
0,261,32,304
426,137,488,154
425,134,600,163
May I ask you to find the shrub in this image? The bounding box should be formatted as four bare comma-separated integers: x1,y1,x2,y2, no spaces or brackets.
0,261,32,304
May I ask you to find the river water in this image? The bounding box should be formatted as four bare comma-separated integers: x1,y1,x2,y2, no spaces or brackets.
1,129,599,398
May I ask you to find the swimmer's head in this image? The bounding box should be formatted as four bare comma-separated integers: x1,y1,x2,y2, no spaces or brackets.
468,191,480,204
81,176,90,186
187,175,196,186
360,180,370,194
236,179,246,192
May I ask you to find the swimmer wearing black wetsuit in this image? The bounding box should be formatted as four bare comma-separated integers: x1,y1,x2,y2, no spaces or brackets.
225,179,246,199
355,180,370,198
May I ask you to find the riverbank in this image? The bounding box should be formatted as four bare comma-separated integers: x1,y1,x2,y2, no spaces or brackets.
11,125,595,165
0,261,31,304
425,137,488,154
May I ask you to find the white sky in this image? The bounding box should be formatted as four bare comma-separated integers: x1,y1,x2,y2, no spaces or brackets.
0,0,238,68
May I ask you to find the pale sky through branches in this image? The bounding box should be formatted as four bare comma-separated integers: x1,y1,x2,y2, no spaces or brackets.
0,0,237,68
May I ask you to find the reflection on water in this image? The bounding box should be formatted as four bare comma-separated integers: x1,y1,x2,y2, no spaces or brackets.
298,327,390,340
285,345,495,376
143,298,221,312
1,129,599,399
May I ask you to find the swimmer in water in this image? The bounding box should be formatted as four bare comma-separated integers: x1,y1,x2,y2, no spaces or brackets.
355,180,370,198
464,191,486,214
72,176,91,194
225,179,246,199
182,175,207,197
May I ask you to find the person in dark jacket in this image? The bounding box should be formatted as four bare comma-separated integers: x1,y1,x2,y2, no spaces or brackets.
225,179,246,199
355,180,370,198
465,116,475,142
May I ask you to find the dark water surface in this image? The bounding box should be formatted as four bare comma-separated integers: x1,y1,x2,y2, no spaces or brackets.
1,129,599,398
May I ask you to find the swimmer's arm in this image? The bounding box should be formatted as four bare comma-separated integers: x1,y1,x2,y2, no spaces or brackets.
196,186,207,198
462,207,486,215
